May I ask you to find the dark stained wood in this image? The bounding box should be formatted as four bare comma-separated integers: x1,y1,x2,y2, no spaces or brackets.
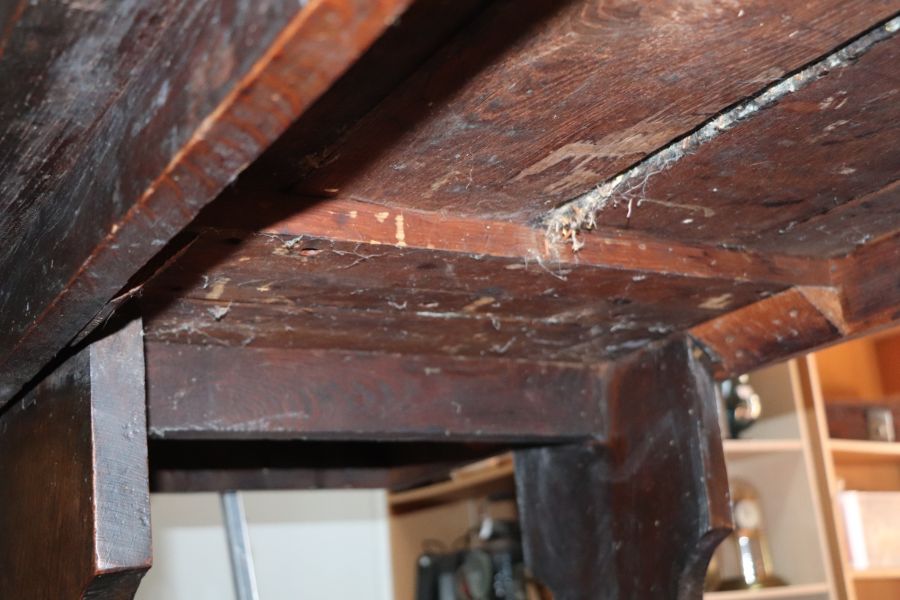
139,220,899,377
689,220,900,376
145,341,607,442
279,0,899,219
833,232,900,331
6,0,898,412
766,181,900,258
145,297,656,363
236,0,493,191
140,228,787,363
200,193,832,285
580,28,900,257
690,289,841,377
0,319,150,598
126,2,898,383
149,440,505,493
0,0,414,406
689,244,900,379
514,338,731,599
689,230,900,377
1,1,899,597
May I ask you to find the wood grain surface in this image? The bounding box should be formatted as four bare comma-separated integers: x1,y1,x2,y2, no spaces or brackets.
145,341,607,442
141,227,786,363
0,0,414,405
514,338,731,599
281,0,899,219
581,31,900,257
0,319,150,598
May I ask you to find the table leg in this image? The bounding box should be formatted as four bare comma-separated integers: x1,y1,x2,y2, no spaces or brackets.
514,339,733,599
0,319,151,599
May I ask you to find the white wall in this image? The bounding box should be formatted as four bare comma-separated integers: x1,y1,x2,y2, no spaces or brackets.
137,490,393,600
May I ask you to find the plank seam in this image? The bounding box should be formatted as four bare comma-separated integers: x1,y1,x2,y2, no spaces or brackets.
544,14,900,251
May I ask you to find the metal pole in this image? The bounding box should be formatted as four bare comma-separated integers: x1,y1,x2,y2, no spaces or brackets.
220,490,260,600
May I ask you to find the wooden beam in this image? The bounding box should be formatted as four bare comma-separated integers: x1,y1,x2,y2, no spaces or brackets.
0,319,150,598
690,288,840,377
0,0,413,405
513,337,731,599
832,232,900,331
145,342,608,442
691,233,900,376
201,194,832,286
139,225,794,364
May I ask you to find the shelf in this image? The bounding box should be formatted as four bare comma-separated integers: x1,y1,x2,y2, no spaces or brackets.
705,582,830,599
829,439,900,463
722,439,804,457
850,568,900,580
389,461,515,511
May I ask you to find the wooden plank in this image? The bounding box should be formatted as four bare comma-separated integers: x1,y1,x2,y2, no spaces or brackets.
0,0,414,405
830,439,900,463
235,0,493,190
691,289,841,377
0,319,150,598
704,234,900,376
833,232,900,331
152,464,450,494
141,229,787,363
767,181,900,258
281,0,899,220
566,24,900,257
690,231,900,377
145,297,668,363
144,342,608,442
513,337,731,599
199,193,831,285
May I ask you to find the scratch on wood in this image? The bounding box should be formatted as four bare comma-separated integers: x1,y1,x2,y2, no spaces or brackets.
544,16,900,250
394,214,406,247
205,277,230,300
699,293,733,310
462,296,495,312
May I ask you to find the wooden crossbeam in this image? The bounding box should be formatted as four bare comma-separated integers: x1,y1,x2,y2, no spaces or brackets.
145,342,608,442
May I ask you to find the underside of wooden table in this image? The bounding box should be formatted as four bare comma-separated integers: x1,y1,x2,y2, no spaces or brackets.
0,1,898,598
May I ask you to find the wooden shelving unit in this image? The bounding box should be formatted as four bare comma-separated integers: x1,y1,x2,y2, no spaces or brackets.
828,440,900,463
705,582,831,600
849,569,900,581
723,439,805,456
389,459,515,513
388,456,519,599
799,327,900,600
706,362,836,600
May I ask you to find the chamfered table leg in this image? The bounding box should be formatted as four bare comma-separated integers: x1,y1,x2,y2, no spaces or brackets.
514,338,733,600
0,319,151,599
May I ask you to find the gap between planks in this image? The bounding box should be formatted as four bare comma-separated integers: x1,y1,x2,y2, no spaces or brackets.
545,15,900,251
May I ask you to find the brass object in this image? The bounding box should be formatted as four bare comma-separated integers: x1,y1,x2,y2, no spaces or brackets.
718,479,786,590
704,552,721,592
